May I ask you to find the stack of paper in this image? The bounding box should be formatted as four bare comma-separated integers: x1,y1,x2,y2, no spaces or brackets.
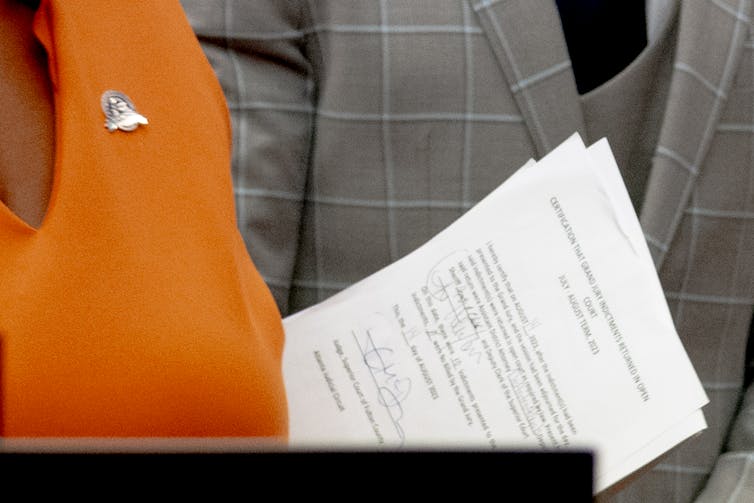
281,133,708,493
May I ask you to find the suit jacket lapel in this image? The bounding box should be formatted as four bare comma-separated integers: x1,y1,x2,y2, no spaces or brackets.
641,0,751,268
470,0,585,157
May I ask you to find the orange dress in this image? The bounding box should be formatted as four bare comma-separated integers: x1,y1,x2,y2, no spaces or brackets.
0,0,288,437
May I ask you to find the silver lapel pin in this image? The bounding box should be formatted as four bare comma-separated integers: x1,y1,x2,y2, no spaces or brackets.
101,90,149,132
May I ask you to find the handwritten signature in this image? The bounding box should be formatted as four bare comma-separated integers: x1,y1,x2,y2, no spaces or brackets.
426,251,469,301
354,327,411,445
425,251,485,364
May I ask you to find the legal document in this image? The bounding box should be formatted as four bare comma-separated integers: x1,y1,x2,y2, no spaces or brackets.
281,134,708,492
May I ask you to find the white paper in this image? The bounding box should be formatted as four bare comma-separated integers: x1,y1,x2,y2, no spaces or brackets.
282,133,708,493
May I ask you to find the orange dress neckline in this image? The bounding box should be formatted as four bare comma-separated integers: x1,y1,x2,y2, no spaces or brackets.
0,0,289,439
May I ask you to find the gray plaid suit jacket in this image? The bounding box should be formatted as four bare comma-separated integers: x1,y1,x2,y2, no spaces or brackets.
182,0,754,500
